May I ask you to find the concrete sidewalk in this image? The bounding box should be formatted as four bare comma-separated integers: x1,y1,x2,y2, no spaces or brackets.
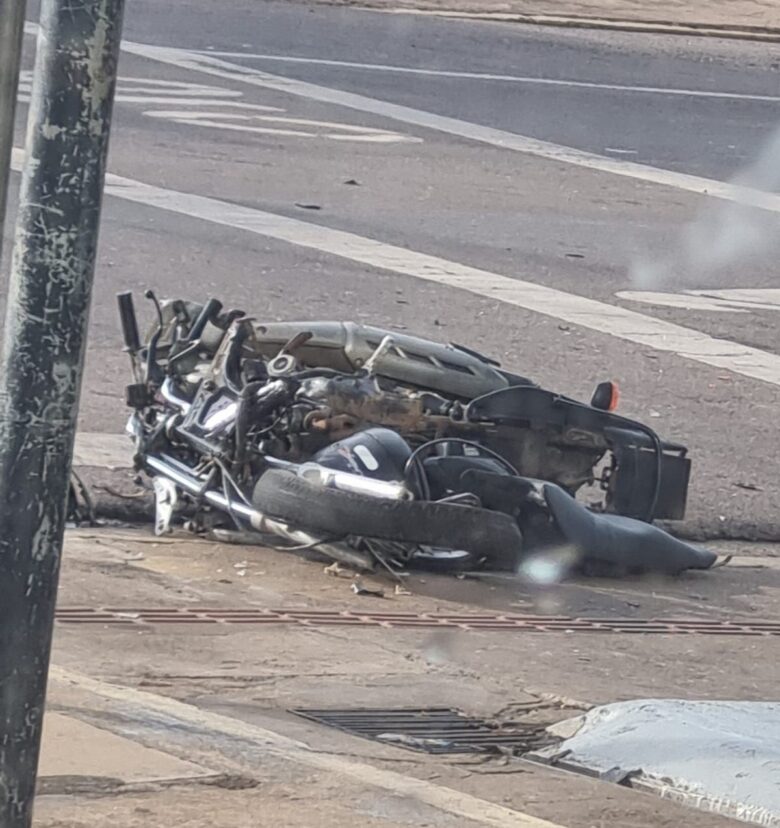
321,0,780,38
31,526,779,826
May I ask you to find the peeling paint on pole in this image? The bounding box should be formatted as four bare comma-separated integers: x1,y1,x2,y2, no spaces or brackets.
0,1,125,825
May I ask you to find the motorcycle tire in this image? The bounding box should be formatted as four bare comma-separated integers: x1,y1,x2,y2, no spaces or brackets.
252,469,522,570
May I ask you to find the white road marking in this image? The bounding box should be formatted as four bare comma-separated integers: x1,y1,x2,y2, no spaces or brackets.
50,666,567,828
145,116,329,139
618,292,752,313
17,72,246,108
113,96,257,106
703,288,780,305
143,109,423,143
618,288,780,314
17,70,243,100
113,77,243,92
17,59,417,144
193,50,780,104
117,41,780,215
11,146,780,387
17,93,256,107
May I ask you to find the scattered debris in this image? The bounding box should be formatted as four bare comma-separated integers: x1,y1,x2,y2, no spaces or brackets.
93,484,147,500
123,551,145,562
67,470,97,526
324,562,358,579
208,528,267,545
735,481,764,492
351,580,385,598
377,733,453,750
600,765,640,784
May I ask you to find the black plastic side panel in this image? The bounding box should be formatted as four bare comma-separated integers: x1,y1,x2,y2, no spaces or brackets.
467,388,691,521
608,443,691,521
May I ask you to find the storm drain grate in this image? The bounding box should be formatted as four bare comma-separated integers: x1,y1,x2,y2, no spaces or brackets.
291,706,559,755
54,607,780,636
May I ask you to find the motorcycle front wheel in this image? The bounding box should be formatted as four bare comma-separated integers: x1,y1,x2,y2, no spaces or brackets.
252,469,522,571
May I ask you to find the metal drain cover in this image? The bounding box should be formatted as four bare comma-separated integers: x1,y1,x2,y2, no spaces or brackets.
291,706,559,754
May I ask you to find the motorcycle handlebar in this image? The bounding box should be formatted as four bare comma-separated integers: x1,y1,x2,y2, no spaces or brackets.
117,291,141,354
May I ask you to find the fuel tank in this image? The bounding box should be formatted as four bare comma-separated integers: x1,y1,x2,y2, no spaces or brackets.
250,321,511,399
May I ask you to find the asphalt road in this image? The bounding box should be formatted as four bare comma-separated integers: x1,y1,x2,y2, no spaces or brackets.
121,1,780,179
4,0,780,535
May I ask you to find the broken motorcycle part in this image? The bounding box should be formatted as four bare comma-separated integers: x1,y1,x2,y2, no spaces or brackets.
118,290,713,577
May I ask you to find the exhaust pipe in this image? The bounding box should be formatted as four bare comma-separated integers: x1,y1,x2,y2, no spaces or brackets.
297,462,411,501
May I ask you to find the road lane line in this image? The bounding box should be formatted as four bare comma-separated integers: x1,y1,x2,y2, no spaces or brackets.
194,51,780,103
116,42,780,214
11,147,780,386
50,665,568,828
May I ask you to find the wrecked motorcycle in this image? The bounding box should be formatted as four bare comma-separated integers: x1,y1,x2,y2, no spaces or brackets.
119,290,716,576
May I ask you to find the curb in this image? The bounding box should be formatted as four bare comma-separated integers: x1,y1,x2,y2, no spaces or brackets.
72,464,155,525
89,492,154,525
366,7,780,43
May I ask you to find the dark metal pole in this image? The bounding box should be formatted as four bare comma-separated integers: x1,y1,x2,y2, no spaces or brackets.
0,1,125,824
0,0,27,261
